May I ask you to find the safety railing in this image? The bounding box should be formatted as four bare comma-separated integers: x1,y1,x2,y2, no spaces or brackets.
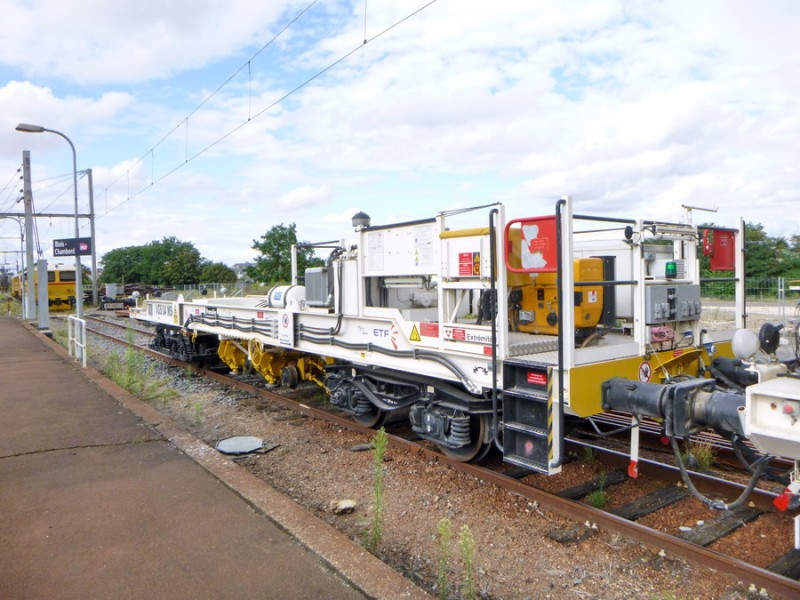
68,315,87,368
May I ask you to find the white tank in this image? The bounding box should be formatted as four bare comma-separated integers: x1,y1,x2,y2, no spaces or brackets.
732,328,760,360
267,285,306,309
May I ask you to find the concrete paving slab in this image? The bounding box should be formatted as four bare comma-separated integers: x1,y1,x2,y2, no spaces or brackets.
0,317,162,456
0,317,431,599
0,441,364,600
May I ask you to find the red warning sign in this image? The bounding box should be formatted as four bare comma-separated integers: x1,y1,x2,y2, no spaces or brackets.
458,252,480,277
638,361,652,382
420,322,439,337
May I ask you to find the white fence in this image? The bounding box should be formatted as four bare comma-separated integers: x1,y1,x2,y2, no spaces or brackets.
68,315,87,368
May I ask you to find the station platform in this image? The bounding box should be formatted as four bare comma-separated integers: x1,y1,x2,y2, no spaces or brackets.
0,317,429,599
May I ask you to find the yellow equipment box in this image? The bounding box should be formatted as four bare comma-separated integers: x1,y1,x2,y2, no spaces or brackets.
514,258,604,335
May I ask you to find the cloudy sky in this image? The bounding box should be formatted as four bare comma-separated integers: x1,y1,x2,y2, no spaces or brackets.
1,0,798,272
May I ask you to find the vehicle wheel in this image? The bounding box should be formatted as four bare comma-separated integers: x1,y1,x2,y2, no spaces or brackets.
353,405,388,428
281,364,299,388
438,414,490,462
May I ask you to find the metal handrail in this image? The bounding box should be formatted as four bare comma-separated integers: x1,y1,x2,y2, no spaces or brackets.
68,315,87,368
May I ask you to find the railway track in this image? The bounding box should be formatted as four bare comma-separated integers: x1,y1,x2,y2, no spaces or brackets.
577,412,796,484
81,313,800,598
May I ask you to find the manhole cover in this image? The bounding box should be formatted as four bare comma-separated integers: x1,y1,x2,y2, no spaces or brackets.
216,436,264,455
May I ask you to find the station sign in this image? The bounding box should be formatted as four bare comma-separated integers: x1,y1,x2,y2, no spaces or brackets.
53,237,92,257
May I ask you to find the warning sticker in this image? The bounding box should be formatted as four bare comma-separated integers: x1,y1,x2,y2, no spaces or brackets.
638,361,652,382
420,322,439,337
527,371,547,386
409,325,421,342
458,252,481,277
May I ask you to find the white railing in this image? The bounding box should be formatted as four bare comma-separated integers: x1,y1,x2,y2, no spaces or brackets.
68,315,87,368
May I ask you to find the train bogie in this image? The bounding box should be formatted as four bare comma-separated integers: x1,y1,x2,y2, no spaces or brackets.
217,339,329,387
151,325,220,366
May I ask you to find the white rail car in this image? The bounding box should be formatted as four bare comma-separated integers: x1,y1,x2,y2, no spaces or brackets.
131,198,800,511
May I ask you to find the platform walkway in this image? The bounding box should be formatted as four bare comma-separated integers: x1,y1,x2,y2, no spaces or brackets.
0,317,429,599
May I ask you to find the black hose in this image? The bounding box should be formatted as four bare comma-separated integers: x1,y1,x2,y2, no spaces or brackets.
298,332,480,395
664,394,771,510
722,431,789,485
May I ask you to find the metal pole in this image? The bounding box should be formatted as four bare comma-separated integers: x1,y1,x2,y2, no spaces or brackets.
21,151,37,321
86,168,98,305
62,133,84,319
15,124,83,318
18,220,24,308
37,258,49,330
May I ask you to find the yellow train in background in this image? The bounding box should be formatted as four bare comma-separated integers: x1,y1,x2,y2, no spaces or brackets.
10,264,78,311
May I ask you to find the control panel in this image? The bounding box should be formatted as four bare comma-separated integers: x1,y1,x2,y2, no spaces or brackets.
645,284,701,324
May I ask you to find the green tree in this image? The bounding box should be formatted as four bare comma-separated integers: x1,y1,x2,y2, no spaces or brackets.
100,245,147,283
200,262,237,284
782,235,800,280
744,223,778,278
743,222,800,280
246,223,322,284
161,247,202,286
100,237,205,285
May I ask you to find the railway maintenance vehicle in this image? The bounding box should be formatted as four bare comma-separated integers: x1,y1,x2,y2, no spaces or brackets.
11,263,78,311
130,197,800,512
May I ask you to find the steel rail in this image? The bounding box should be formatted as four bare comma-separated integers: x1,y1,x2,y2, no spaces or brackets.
582,411,795,475
83,314,154,337
85,324,800,598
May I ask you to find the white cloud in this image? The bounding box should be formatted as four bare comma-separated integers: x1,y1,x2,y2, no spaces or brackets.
1,0,798,266
0,81,132,160
0,0,307,85
278,183,332,209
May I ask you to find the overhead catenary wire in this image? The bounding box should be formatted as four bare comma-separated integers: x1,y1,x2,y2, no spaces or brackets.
98,0,440,219
0,166,23,213
29,196,43,258
1,168,91,258
36,177,75,214
100,0,321,207
4,169,79,216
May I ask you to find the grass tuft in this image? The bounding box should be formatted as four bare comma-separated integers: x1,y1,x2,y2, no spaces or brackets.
459,524,476,600
682,439,717,472
437,517,452,599
366,427,388,553
101,333,176,405
585,472,609,508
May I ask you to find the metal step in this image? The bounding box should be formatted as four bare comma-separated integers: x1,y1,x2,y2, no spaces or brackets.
503,453,548,475
504,421,547,438
503,386,548,401
502,360,556,475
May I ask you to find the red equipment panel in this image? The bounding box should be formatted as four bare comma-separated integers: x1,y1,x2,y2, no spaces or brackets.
505,216,557,273
703,228,736,271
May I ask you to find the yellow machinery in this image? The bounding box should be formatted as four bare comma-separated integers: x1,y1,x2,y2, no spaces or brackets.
511,257,604,336
217,338,330,388
10,264,77,312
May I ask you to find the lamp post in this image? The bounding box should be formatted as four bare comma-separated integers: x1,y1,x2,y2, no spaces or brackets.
16,123,84,318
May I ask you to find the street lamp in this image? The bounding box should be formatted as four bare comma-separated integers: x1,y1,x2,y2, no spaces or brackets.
16,122,84,318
